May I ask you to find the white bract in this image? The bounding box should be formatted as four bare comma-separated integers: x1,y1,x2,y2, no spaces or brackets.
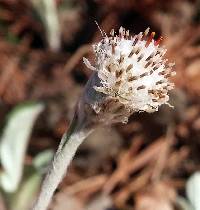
84,27,175,114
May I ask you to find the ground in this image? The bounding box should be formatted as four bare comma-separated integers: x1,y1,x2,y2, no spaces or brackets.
0,0,200,210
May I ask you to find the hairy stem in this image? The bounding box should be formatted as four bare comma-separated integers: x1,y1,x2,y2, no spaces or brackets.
32,114,93,210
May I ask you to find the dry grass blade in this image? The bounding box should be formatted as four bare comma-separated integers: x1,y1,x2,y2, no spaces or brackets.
113,169,152,207
151,126,175,181
104,138,168,193
64,44,92,74
66,175,108,195
0,58,19,96
51,174,108,207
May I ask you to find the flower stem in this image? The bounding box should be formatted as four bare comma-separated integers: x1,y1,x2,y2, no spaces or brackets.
32,114,93,210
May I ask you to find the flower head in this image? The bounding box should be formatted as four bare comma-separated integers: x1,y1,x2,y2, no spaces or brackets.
83,27,175,123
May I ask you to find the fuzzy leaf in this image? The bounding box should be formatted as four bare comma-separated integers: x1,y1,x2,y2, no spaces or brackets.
0,102,44,192
33,149,53,173
176,196,194,210
186,172,200,210
8,150,53,210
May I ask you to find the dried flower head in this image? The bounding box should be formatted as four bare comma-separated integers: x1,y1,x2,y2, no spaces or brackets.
83,27,175,123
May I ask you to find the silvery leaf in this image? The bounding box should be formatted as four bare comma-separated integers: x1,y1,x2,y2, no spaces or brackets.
0,102,44,192
186,172,200,210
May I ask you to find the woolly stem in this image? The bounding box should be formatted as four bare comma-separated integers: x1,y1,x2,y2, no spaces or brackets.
32,114,93,210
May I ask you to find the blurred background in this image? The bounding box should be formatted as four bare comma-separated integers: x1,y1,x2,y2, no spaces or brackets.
0,0,200,210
